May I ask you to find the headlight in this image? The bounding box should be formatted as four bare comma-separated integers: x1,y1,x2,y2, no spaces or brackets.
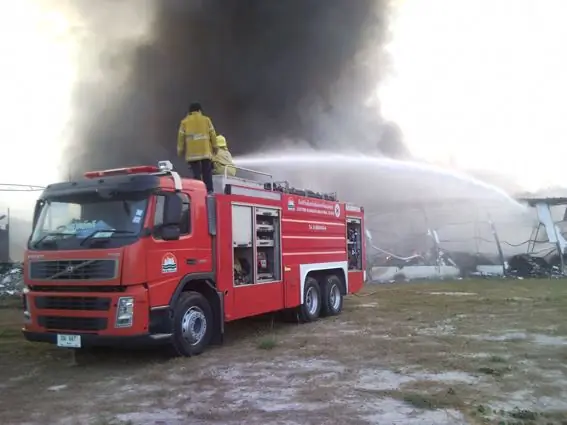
115,297,134,328
22,286,31,324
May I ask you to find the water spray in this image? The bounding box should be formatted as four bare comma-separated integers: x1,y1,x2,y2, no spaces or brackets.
0,184,45,192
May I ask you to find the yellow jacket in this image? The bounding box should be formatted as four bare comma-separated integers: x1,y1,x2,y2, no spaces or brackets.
177,111,217,161
213,147,236,176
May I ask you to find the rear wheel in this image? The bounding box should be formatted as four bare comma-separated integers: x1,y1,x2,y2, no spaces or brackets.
298,277,321,323
320,274,343,317
172,291,213,357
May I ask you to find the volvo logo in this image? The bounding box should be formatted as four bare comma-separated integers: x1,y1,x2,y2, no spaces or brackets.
47,260,96,280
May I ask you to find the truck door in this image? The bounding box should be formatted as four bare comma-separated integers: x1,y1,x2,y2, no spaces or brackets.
231,204,284,319
145,191,213,306
346,217,364,293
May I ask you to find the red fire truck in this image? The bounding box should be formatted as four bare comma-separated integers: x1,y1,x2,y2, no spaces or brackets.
22,161,365,356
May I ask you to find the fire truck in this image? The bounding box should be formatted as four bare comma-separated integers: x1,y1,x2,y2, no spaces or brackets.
21,161,365,356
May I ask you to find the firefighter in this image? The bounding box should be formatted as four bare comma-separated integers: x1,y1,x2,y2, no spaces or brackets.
212,135,236,177
177,102,218,193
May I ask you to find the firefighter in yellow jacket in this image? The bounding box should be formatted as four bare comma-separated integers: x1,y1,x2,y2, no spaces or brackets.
177,102,218,192
212,135,236,177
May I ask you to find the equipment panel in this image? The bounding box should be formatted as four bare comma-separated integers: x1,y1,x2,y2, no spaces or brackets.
255,207,281,282
232,205,253,247
347,217,362,270
232,204,282,286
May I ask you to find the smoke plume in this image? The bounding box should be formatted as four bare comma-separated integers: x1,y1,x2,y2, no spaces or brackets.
67,0,399,175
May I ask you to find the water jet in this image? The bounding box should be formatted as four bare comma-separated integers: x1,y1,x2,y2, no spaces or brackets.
235,151,534,258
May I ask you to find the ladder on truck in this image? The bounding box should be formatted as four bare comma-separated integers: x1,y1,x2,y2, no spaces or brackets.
156,160,338,201
211,165,338,201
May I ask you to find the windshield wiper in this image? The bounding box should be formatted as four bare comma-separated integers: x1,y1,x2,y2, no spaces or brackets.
122,200,132,216
79,230,137,246
32,232,74,249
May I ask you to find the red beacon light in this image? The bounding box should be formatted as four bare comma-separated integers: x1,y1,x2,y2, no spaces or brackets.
84,165,160,179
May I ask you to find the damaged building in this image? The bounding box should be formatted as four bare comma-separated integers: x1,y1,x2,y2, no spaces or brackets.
505,197,567,278
0,210,9,263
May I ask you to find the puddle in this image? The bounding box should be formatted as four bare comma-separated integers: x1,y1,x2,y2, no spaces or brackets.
234,388,326,413
370,333,393,339
418,318,457,336
460,352,497,359
116,409,185,425
532,334,567,346
285,358,345,373
469,332,567,345
359,303,378,308
47,384,68,392
356,369,477,391
536,368,567,383
215,358,345,389
429,292,477,296
359,398,467,425
338,328,362,335
469,332,527,341
492,389,567,412
119,384,164,393
418,324,456,336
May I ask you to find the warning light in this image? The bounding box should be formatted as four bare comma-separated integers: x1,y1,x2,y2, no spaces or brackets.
157,160,174,172
84,165,159,179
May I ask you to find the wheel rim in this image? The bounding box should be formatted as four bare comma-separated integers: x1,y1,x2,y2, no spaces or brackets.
305,286,319,316
181,306,207,346
329,283,341,310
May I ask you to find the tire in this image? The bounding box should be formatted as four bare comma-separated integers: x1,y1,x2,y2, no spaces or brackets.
320,274,343,317
171,291,213,357
298,277,321,323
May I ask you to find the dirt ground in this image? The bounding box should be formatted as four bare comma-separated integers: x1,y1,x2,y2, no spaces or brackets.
1,279,567,425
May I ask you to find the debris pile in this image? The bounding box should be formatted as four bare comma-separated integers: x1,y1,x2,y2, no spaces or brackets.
507,253,563,278
0,262,23,298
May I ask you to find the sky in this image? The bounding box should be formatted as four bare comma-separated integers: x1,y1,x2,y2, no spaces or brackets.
0,0,76,186
0,0,78,215
379,0,567,192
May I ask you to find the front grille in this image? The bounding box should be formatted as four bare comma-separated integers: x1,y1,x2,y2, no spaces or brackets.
29,285,126,293
29,259,118,281
35,296,111,311
38,316,107,331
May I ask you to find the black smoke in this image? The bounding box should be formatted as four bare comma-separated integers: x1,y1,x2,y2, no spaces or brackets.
68,0,404,176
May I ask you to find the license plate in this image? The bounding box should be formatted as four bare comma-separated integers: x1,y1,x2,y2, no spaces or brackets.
56,334,81,348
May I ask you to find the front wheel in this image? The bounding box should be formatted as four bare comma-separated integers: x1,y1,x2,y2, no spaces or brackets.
172,291,213,357
298,277,321,323
320,274,343,317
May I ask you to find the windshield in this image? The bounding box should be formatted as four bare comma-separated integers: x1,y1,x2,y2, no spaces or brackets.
29,192,149,250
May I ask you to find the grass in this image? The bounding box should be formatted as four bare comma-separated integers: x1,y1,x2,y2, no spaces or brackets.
256,336,277,350
0,326,22,339
369,387,465,411
2,279,567,424
402,389,462,410
0,296,21,309
489,355,507,363
477,365,513,377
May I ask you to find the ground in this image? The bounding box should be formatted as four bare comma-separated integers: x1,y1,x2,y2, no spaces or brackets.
1,279,567,425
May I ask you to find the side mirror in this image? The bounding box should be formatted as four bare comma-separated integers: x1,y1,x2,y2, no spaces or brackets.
161,226,181,241
159,193,182,241
163,193,182,225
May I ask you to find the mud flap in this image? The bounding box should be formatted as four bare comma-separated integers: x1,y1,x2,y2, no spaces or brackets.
210,290,224,345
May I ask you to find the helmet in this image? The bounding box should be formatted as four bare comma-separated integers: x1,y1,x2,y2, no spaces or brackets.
216,135,227,148
189,102,202,112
